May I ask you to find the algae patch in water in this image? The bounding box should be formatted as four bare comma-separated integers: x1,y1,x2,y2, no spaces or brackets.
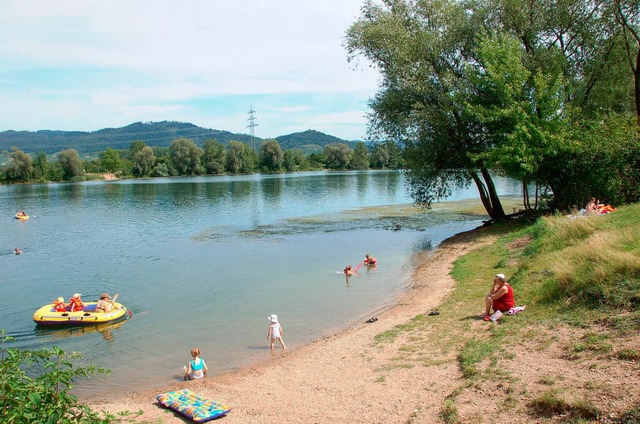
193,198,524,242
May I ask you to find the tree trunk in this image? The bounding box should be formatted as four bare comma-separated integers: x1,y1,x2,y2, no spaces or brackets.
635,48,640,123
469,169,507,222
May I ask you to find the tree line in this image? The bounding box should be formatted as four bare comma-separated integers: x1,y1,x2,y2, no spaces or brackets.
346,0,640,221
1,138,404,183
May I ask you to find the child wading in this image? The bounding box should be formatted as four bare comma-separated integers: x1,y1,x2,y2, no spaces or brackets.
267,314,286,352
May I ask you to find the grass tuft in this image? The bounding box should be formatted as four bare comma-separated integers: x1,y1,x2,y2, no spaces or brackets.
440,399,459,424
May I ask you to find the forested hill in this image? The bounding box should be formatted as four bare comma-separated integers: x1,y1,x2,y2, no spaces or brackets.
0,121,354,156
276,130,358,152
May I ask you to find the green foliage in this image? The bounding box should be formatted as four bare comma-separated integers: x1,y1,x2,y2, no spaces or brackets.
282,149,309,172
346,0,640,217
58,149,84,180
323,143,352,169
2,146,33,182
350,142,370,170
528,390,599,420
275,129,357,150
543,114,640,209
201,139,226,175
0,330,122,423
169,138,204,175
258,139,284,172
32,152,49,182
98,148,123,174
133,146,156,177
457,335,502,379
440,399,459,424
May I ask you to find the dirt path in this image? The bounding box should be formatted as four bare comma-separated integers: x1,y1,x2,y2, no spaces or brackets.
95,228,497,423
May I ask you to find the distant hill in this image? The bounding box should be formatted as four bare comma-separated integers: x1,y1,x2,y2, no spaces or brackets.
0,121,355,156
275,130,358,154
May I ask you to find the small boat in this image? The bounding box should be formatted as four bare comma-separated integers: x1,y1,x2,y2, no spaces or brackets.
15,213,29,220
33,302,129,326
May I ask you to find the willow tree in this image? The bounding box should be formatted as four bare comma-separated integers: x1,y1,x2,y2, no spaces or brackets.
346,0,508,220
346,0,639,216
2,147,33,182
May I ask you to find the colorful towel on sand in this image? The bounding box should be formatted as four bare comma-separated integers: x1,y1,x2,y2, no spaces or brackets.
156,389,232,422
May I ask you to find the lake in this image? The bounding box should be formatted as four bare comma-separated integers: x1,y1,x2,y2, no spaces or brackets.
0,170,521,398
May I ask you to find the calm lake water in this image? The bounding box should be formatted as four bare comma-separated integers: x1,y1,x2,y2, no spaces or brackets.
0,171,520,398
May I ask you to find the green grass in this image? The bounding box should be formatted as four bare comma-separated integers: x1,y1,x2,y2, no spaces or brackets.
369,203,639,420
440,399,459,424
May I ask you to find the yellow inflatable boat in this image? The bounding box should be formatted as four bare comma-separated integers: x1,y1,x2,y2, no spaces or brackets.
15,213,29,220
33,302,129,326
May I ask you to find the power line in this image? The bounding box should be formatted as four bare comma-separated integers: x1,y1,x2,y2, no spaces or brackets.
247,104,258,152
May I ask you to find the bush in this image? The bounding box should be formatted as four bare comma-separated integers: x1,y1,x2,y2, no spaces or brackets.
0,330,124,423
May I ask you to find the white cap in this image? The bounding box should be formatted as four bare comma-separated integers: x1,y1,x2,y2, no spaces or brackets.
72,293,82,298
495,274,506,280
268,314,278,323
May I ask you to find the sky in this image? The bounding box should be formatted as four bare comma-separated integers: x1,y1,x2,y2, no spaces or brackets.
0,1,381,140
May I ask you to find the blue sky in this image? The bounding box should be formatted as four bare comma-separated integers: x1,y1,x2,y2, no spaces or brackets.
0,1,380,140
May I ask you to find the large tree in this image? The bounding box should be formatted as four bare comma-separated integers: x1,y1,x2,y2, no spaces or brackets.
259,139,284,172
57,149,83,180
350,142,371,170
346,0,639,216
32,152,49,182
346,0,508,220
2,147,33,182
170,138,204,175
99,148,123,173
133,146,156,177
323,143,352,170
202,139,226,175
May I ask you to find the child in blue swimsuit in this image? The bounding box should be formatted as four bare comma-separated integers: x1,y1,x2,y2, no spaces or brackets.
182,348,208,380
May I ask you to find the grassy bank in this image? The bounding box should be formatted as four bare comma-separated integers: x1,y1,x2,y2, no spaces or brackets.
374,204,640,423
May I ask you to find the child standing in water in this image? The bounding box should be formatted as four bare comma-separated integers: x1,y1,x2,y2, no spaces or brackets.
266,314,286,351
182,347,208,380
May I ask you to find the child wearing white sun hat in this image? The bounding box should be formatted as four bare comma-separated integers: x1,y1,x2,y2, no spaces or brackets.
266,314,286,352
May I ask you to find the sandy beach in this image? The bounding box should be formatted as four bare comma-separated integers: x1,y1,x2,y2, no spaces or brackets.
96,225,498,423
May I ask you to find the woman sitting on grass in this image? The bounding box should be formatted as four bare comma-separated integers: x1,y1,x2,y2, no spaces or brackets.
483,273,514,321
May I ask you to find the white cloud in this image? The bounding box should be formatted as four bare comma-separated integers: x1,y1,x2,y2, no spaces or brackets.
0,1,379,140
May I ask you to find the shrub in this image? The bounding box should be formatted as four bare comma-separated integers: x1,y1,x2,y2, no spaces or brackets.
0,331,122,423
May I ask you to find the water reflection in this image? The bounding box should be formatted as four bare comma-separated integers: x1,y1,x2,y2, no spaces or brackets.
260,177,283,208
34,319,129,343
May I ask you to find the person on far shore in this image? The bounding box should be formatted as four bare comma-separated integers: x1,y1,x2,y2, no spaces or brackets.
267,314,286,352
182,347,208,381
96,292,119,313
68,293,85,312
483,273,515,321
586,197,598,214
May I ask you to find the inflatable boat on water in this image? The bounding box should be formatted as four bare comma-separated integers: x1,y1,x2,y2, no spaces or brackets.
33,302,129,326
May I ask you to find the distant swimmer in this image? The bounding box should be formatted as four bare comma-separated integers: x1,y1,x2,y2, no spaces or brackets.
14,247,22,255
364,253,377,266
344,263,363,275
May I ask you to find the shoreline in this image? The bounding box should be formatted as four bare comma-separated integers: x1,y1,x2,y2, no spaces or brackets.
96,224,497,423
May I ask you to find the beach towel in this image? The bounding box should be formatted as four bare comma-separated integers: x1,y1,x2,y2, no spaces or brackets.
156,389,232,422
507,305,526,315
